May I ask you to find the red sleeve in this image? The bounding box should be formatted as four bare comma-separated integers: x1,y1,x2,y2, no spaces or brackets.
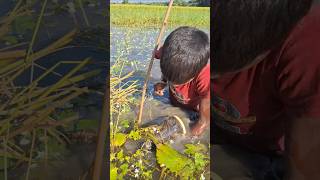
277,12,320,118
196,64,210,99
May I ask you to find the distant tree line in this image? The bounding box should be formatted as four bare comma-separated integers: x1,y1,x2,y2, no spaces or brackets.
188,0,210,6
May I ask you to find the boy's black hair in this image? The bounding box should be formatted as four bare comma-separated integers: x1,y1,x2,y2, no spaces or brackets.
160,26,210,84
212,0,313,74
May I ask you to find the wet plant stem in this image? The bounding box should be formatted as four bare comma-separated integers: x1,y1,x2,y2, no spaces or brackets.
25,0,48,83
78,0,90,26
44,129,48,173
26,129,36,180
3,123,9,180
114,105,121,135
160,168,166,180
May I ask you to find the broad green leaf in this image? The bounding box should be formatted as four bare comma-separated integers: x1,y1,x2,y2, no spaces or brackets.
112,133,127,147
156,143,193,178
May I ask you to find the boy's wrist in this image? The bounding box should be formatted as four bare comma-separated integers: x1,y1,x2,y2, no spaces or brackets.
197,117,210,126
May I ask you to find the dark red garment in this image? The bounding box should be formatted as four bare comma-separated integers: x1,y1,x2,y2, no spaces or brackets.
169,63,210,112
212,6,320,154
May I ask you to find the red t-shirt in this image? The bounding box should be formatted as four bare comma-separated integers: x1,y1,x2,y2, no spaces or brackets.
213,6,320,154
169,63,210,111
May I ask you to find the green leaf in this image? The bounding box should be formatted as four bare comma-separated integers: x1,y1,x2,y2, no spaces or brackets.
156,143,193,178
112,133,127,147
119,163,129,178
128,130,141,140
110,153,116,161
117,149,124,163
194,153,207,171
120,119,130,128
184,143,207,156
110,164,118,180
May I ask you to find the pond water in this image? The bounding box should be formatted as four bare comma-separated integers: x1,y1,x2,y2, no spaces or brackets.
110,26,209,98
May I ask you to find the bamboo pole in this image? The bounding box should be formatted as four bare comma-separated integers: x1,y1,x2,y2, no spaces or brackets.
136,0,174,127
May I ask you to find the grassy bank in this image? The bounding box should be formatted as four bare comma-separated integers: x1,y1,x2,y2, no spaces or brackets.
110,4,210,28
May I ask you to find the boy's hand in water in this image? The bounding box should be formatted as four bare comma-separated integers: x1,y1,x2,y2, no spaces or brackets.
191,120,209,136
154,46,163,59
191,98,210,136
154,82,166,96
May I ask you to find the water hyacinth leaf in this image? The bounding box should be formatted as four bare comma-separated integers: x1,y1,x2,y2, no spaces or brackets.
112,133,127,147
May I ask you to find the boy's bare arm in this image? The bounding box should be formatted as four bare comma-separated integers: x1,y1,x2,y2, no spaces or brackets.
191,98,210,136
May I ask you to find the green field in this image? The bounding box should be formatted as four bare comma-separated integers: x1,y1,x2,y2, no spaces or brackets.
110,4,210,28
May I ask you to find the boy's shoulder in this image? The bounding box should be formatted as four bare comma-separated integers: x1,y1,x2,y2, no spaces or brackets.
195,63,210,82
193,63,210,97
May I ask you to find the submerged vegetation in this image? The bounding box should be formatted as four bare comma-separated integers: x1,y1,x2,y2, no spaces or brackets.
110,4,210,28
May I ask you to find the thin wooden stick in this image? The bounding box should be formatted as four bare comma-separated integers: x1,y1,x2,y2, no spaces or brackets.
92,82,108,180
136,0,174,127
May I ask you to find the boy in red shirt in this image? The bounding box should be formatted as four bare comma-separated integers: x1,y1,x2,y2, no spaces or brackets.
153,26,210,136
212,0,320,179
